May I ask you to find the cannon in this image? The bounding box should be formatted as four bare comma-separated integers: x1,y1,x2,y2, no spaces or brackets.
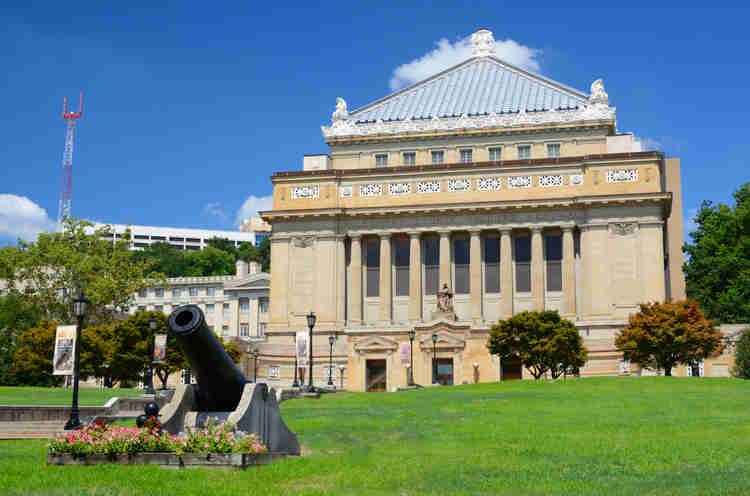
158,305,300,455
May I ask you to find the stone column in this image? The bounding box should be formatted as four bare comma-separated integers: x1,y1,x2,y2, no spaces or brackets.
348,235,362,326
562,227,576,317
336,235,346,326
469,229,482,324
408,232,422,322
500,229,513,319
379,233,392,324
439,230,451,290
531,227,545,311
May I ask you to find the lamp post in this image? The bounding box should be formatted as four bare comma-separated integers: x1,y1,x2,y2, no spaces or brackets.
146,318,157,395
327,334,335,386
292,334,299,388
64,292,90,431
338,364,345,390
431,332,438,385
306,311,316,392
408,329,416,386
251,348,259,383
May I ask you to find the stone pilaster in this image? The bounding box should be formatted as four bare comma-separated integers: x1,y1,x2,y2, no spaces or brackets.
500,229,513,319
531,227,544,311
469,229,482,324
408,232,422,322
268,236,289,330
348,235,362,325
379,233,392,324
439,230,451,290
336,235,346,326
562,227,576,317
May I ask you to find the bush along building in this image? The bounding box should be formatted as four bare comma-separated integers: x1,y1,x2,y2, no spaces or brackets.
257,29,691,391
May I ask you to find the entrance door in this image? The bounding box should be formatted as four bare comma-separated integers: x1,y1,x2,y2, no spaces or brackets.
366,359,387,392
501,357,522,380
436,358,454,385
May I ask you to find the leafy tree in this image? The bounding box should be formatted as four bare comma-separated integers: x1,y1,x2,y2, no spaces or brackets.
256,236,270,272
130,242,187,278
487,311,587,380
615,300,724,376
237,242,258,264
683,183,750,323
184,246,235,277
205,237,238,258
731,327,750,379
0,293,43,385
0,218,165,325
12,320,63,387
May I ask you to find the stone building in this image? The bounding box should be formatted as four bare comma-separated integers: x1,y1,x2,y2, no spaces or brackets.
256,29,688,391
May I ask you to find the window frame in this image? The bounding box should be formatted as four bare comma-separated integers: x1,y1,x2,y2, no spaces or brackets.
517,145,532,160
546,143,561,158
431,150,445,165
459,149,473,164
402,151,416,166
488,146,503,161
375,153,388,168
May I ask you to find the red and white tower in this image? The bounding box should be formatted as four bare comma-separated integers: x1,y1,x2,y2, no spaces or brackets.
57,93,83,227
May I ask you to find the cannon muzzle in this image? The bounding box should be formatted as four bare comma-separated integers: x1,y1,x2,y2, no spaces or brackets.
167,305,247,411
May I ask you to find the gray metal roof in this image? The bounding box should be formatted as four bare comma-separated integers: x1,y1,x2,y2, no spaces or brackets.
351,57,589,123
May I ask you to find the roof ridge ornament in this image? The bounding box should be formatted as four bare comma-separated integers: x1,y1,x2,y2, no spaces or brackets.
332,97,349,123
589,79,609,106
471,29,496,57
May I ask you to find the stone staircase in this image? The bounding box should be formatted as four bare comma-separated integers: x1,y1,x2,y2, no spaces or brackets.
0,421,67,439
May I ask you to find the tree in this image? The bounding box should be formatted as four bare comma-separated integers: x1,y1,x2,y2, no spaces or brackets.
683,183,750,323
183,246,235,277
0,293,43,385
487,311,587,380
615,300,724,376
0,218,165,326
237,242,258,264
130,242,187,278
12,320,63,387
205,237,238,258
256,236,270,272
731,327,750,379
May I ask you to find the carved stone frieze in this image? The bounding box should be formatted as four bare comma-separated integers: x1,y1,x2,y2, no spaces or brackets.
291,185,319,200
477,177,501,191
507,176,532,189
292,236,316,247
447,178,471,192
609,223,637,236
539,175,563,187
606,169,638,183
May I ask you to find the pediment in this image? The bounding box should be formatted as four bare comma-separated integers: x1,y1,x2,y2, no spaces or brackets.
354,335,399,354
418,329,466,351
224,273,270,291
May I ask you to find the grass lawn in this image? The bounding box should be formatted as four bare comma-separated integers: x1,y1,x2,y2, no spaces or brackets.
0,386,142,406
1,377,750,495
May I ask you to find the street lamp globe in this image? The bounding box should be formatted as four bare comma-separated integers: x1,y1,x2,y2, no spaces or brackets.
408,329,416,341
74,294,90,318
149,318,157,331
328,335,335,346
306,311,317,329
431,333,437,344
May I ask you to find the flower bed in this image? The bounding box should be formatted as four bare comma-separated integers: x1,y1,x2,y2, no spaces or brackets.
47,418,267,457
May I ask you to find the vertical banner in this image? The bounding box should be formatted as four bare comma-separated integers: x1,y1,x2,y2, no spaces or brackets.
401,342,410,365
53,325,76,376
153,334,167,364
296,331,308,367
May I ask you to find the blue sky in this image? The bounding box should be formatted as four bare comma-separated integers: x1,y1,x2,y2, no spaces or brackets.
2,2,748,245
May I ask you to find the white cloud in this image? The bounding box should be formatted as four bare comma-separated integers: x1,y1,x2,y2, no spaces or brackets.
684,207,698,238
389,34,542,91
202,202,228,221
0,194,56,241
235,195,273,227
637,136,662,151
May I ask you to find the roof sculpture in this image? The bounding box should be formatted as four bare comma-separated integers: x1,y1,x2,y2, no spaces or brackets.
322,29,614,139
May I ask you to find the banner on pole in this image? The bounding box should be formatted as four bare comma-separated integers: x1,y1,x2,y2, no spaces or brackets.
53,325,76,376
296,331,308,367
153,334,167,364
401,342,410,365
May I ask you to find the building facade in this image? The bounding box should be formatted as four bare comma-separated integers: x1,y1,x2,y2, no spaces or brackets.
257,29,690,391
94,222,265,251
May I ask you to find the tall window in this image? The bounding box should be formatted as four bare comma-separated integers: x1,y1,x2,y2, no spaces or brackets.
258,323,267,337
138,289,147,298
223,303,230,316
394,239,410,296
206,287,216,297
431,150,444,165
206,303,215,315
545,235,563,291
518,145,531,159
189,287,198,297
259,298,269,313
172,288,181,297
547,143,560,158
403,152,416,166
489,147,502,161
484,237,500,293
240,323,249,337
155,288,164,298
515,236,531,292
375,154,388,167
221,325,228,337
366,239,380,297
240,298,249,313
423,238,440,295
454,239,470,294
460,149,473,163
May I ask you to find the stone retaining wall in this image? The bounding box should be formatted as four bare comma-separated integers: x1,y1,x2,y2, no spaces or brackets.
0,393,171,422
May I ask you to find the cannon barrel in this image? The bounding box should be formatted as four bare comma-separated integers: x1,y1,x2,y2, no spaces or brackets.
167,305,247,411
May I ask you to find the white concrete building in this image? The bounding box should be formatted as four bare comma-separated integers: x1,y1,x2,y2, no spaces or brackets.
94,222,264,251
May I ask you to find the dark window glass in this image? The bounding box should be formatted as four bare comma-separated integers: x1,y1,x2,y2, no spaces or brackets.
515,236,531,292
545,235,562,291
366,240,380,297
484,237,500,293
454,239,470,294
394,239,410,296
424,238,440,295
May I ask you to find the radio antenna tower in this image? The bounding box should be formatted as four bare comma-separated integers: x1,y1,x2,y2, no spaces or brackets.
57,93,83,228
